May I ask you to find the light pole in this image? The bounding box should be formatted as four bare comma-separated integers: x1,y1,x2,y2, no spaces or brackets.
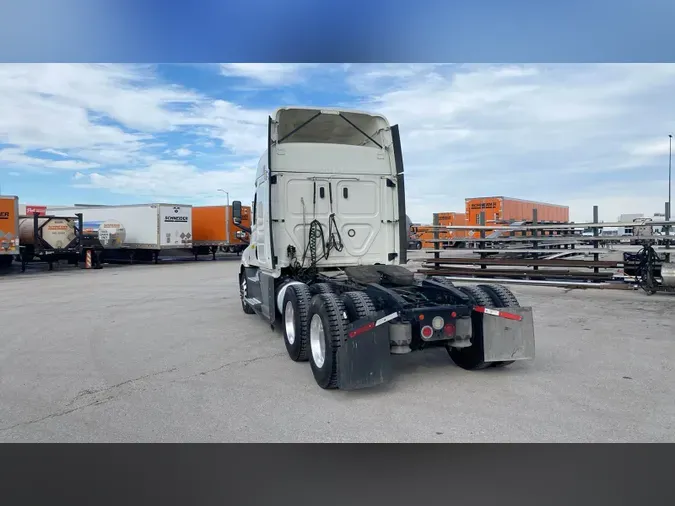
669,134,672,216
217,189,229,207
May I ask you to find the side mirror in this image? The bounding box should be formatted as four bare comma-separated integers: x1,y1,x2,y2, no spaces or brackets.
232,200,242,224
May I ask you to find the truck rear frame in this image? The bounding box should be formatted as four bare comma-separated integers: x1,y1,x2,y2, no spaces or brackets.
234,107,536,391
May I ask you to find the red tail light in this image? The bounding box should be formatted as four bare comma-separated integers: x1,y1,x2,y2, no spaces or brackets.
443,323,456,336
421,325,434,339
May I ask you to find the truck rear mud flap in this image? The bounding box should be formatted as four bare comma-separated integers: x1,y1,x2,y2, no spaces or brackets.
478,306,535,362
338,311,394,390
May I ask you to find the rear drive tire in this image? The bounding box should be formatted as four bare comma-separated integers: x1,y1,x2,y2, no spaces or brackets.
308,293,348,390
282,284,312,362
341,291,376,322
476,284,520,368
310,282,335,295
477,283,520,307
447,285,493,370
239,271,256,315
429,276,455,288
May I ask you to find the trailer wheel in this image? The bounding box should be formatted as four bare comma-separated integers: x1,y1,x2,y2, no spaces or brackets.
447,285,494,370
341,291,376,321
476,284,520,368
415,241,422,250
239,271,256,315
308,293,348,389
310,282,335,295
282,284,312,362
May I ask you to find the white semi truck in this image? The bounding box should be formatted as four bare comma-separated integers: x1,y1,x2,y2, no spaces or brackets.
232,107,536,390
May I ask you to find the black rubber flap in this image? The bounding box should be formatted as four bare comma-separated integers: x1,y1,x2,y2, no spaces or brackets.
338,313,393,390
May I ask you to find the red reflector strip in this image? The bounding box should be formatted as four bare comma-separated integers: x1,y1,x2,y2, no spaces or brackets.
348,321,376,339
473,306,523,321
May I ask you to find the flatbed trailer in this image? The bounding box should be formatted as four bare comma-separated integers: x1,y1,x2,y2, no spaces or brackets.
233,107,536,391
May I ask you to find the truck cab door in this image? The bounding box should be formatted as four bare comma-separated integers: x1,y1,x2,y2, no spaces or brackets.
255,116,276,272
248,116,277,323
254,172,274,271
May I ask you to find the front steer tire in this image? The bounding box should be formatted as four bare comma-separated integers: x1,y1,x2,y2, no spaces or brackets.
307,292,348,390
239,271,256,315
282,284,313,362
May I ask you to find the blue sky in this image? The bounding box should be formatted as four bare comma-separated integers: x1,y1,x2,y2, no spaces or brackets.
1,63,675,223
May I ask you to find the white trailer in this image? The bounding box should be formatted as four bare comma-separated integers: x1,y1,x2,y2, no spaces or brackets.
45,204,193,258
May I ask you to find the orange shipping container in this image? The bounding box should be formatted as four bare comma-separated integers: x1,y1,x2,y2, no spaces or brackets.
465,196,569,239
0,195,20,257
413,225,442,248
465,197,569,226
192,205,251,246
414,212,468,248
437,212,468,241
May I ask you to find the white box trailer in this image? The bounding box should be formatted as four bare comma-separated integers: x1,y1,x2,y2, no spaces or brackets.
45,204,193,250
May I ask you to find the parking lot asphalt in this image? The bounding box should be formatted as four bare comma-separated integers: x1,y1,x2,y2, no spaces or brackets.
1,256,674,442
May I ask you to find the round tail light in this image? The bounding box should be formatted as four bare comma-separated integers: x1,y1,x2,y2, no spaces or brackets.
421,325,434,339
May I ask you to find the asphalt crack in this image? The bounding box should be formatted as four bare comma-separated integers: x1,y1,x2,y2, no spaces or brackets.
66,367,178,407
0,366,177,433
1,353,284,433
174,352,286,381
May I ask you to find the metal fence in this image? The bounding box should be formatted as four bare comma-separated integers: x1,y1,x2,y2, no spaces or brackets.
418,202,672,287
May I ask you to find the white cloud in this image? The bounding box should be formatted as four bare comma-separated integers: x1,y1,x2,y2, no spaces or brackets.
192,99,269,155
219,63,319,86
76,159,257,204
628,137,672,158
3,63,675,225
0,147,100,171
563,179,672,222
0,63,270,177
345,64,445,93
174,147,192,157
341,63,675,222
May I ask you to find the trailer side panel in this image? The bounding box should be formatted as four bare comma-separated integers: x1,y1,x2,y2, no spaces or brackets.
0,196,20,255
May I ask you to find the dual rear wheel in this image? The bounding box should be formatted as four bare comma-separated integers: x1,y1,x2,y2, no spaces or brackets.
269,280,522,388
281,284,376,389
448,283,521,370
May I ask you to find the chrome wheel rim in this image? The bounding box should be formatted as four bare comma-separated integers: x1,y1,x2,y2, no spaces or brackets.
284,301,296,345
310,314,326,368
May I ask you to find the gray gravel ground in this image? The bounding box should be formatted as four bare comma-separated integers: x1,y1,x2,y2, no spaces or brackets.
1,255,674,442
